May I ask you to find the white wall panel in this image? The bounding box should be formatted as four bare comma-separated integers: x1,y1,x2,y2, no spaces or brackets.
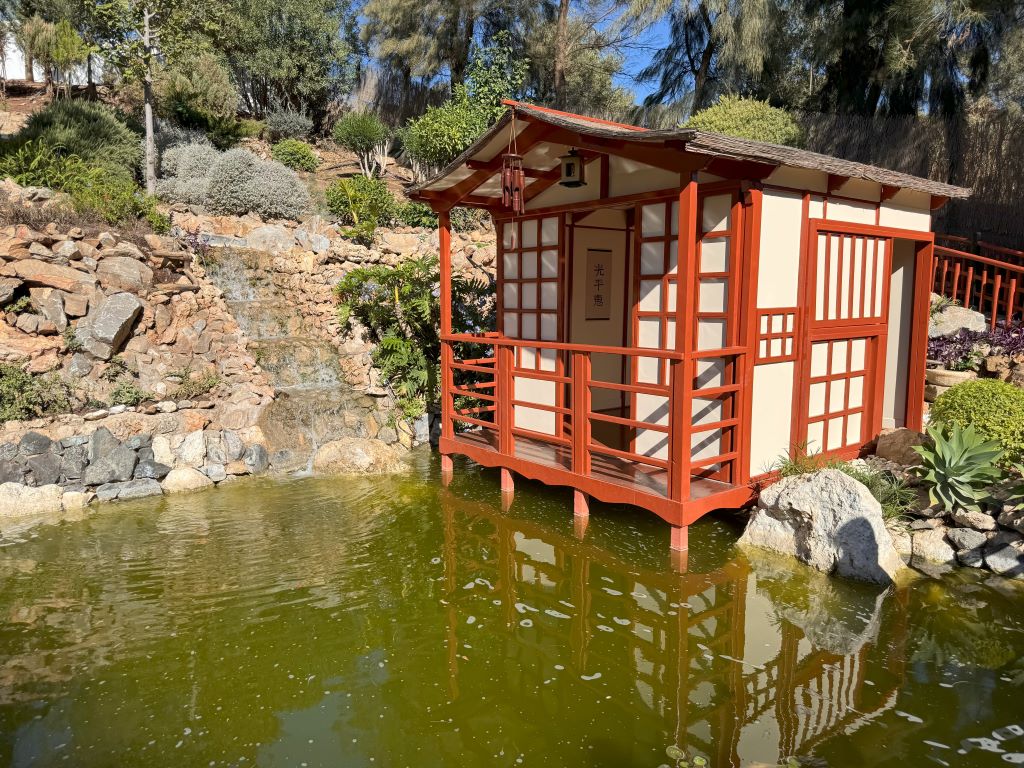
756,190,804,308
749,361,795,474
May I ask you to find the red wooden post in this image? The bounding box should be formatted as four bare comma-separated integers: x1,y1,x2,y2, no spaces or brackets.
905,240,934,432
669,177,699,506
438,208,455,474
670,524,689,551
573,489,589,519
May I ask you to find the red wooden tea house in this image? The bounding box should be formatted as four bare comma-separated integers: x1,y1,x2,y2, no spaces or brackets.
410,102,970,553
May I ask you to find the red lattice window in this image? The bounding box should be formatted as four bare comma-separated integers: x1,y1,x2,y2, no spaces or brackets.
806,337,870,453
755,309,797,363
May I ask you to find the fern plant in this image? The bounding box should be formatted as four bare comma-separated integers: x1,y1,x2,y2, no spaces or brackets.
912,423,1003,513
334,255,493,417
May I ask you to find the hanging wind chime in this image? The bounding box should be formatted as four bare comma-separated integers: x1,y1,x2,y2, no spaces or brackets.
501,111,526,217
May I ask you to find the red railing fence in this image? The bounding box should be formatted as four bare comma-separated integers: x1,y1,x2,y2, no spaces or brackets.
933,234,1024,329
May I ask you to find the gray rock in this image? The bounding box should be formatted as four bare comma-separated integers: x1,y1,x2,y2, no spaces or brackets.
0,443,17,461
222,430,245,462
175,430,206,467
83,443,137,486
0,276,22,304
984,531,1024,579
245,224,295,253
134,460,171,480
59,445,88,480
875,428,925,466
102,478,163,501
0,459,25,484
205,432,226,464
88,427,119,464
951,508,998,531
912,527,957,573
96,256,154,292
77,292,144,360
930,303,987,337
125,434,152,450
957,547,986,568
997,507,1024,535
67,353,94,378
946,527,988,551
83,409,108,421
738,469,907,584
910,518,942,530
54,240,83,260
94,482,123,502
18,432,52,457
25,452,61,486
108,404,128,415
413,414,430,444
28,287,66,332
377,426,399,444
203,463,227,482
137,446,154,462
60,435,89,448
243,444,269,474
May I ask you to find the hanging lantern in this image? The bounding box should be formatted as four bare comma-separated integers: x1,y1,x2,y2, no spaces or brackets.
501,153,526,215
559,148,586,188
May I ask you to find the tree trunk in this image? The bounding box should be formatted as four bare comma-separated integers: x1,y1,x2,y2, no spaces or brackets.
24,51,33,82
553,0,570,109
142,9,157,195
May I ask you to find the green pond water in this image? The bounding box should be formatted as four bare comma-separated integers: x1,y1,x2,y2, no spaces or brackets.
0,451,1022,767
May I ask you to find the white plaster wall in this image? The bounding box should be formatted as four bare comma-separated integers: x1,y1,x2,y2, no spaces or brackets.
883,240,916,428
825,198,876,225
756,190,804,308
749,361,795,474
764,166,827,193
608,156,680,197
878,202,931,232
833,178,880,202
513,377,557,434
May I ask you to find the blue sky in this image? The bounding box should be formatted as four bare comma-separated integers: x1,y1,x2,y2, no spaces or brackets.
610,18,673,103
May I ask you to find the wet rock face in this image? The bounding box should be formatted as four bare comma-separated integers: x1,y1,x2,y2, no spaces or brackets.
740,469,907,585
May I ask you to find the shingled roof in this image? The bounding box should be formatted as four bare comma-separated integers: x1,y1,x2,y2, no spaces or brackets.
411,102,971,202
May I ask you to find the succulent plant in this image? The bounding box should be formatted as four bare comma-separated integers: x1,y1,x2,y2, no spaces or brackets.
912,423,1003,513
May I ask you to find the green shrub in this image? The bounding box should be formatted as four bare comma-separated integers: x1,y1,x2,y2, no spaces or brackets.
18,100,142,178
0,363,71,421
0,140,167,231
930,378,1024,465
397,201,438,228
172,366,221,400
238,119,265,139
158,54,240,148
839,464,917,520
913,423,1003,513
265,108,313,141
685,96,803,147
335,256,493,416
325,175,398,242
451,206,490,232
109,379,150,407
333,111,390,176
271,139,318,172
205,148,309,220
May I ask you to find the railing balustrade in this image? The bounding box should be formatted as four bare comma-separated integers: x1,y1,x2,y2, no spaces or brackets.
932,244,1024,329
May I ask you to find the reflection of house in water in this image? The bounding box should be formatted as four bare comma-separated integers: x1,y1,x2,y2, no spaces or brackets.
440,491,907,766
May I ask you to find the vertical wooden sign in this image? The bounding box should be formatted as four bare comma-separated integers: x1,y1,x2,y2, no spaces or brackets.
585,248,613,320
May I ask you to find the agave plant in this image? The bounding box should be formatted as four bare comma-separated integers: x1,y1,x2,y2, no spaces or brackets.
912,423,1003,513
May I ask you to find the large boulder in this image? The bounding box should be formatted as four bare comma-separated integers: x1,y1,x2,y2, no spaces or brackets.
76,292,144,360
312,438,408,475
3,259,96,293
0,482,64,518
739,469,907,584
83,442,138,486
96,256,154,292
161,467,215,493
245,225,295,253
929,302,986,337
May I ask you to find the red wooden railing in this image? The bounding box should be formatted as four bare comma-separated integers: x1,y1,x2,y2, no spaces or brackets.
932,243,1024,329
441,333,746,505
